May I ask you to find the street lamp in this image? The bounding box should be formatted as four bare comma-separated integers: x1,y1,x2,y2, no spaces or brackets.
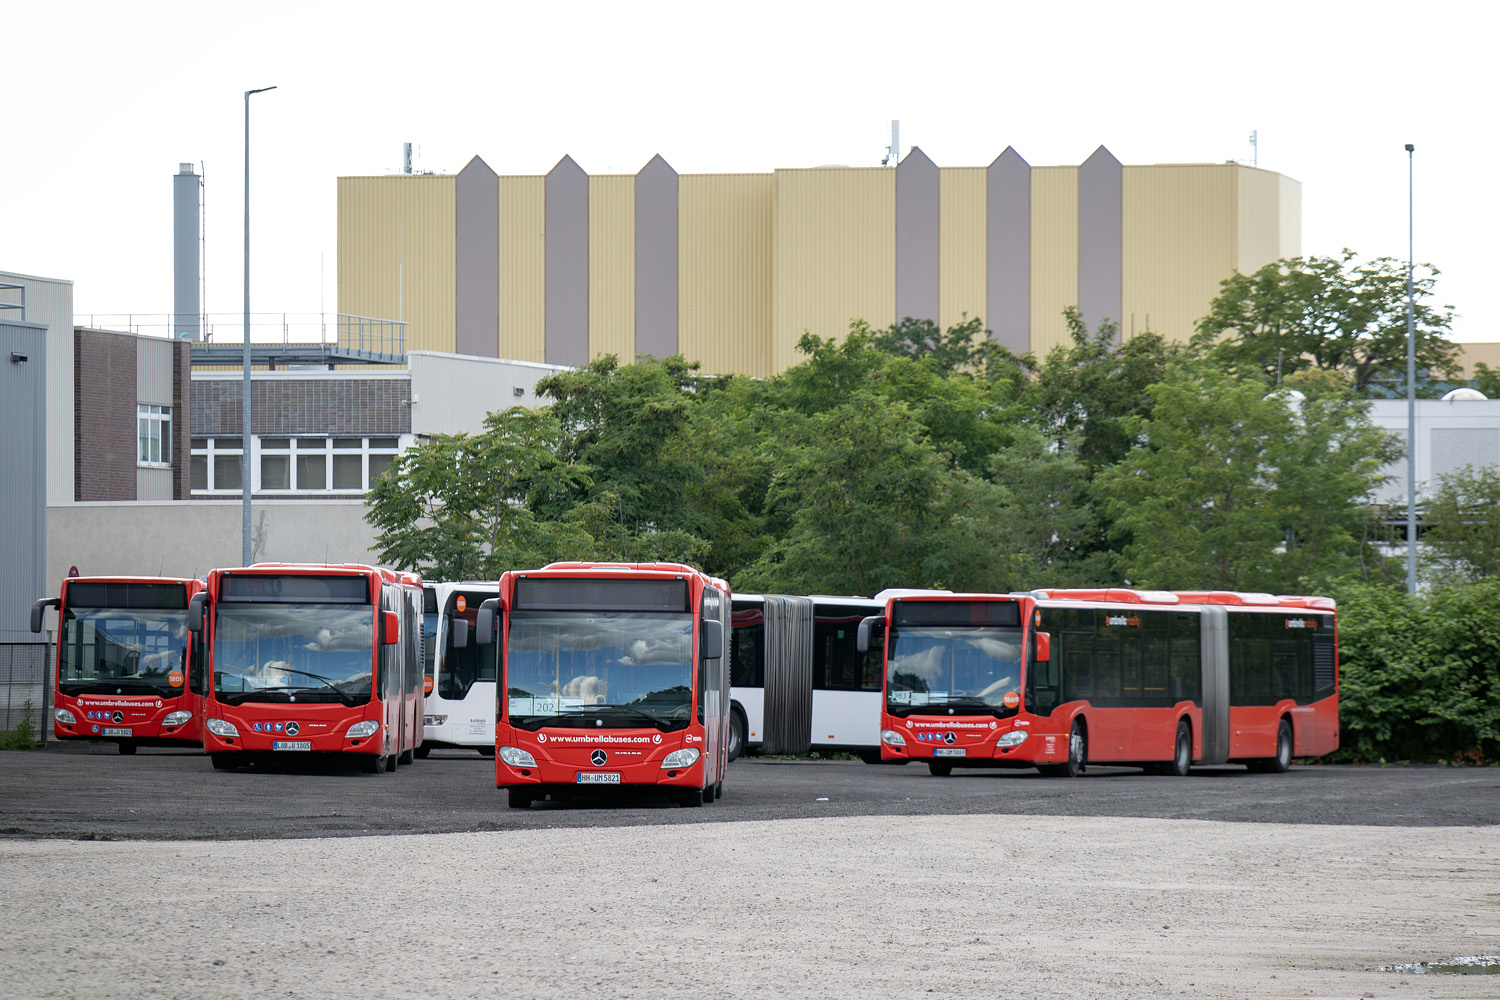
243,85,276,566
1405,142,1417,595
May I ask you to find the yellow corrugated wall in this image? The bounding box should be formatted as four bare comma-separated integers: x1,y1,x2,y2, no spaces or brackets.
498,176,546,363
773,167,896,373
1236,165,1284,279
337,175,456,354
679,174,774,378
1121,165,1236,344
588,175,635,363
1029,166,1078,357
939,168,987,333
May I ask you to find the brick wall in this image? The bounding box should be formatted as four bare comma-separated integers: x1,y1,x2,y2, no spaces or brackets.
74,329,138,501
191,378,411,437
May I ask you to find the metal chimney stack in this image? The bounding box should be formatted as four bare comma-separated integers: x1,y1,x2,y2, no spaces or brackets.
173,162,201,341
403,143,413,174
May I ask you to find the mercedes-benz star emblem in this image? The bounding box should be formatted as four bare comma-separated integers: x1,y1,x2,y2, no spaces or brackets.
591,749,607,766
286,722,300,736
944,731,956,744
112,711,124,724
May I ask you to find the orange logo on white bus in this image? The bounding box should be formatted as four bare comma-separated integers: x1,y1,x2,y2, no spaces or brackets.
456,596,467,613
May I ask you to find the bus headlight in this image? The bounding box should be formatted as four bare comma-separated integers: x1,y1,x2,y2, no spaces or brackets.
881,729,907,747
55,708,76,726
661,748,700,768
996,730,1028,747
205,718,239,738
346,720,380,739
423,714,447,726
498,746,537,768
163,711,192,727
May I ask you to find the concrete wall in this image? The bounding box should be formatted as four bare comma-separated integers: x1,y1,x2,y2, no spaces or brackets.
1366,397,1500,504
46,500,381,586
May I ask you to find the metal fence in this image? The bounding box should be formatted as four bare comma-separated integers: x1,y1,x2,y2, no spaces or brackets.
1,641,50,742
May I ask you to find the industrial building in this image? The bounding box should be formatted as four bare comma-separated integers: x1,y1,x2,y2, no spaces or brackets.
338,147,1303,376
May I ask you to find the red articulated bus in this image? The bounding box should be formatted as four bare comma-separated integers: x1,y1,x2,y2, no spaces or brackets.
31,577,205,753
187,563,425,773
859,588,1338,777
481,562,732,808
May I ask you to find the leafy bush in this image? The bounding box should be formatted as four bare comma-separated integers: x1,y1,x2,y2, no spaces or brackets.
1333,580,1500,763
0,699,37,751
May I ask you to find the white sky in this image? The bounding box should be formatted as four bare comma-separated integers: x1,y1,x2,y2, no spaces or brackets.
6,1,1497,342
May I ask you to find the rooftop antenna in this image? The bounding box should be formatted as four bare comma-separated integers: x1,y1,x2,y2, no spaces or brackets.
881,120,900,166
1250,130,1258,166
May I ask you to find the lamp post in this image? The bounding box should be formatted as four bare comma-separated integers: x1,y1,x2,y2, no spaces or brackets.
1404,142,1417,595
243,85,276,566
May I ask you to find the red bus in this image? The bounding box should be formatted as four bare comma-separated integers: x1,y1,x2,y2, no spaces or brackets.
187,563,425,773
859,588,1338,776
481,562,732,808
31,576,205,753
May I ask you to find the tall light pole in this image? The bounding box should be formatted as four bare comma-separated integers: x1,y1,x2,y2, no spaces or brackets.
1405,142,1417,595
243,85,276,566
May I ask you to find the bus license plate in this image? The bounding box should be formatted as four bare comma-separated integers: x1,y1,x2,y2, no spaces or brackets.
273,741,312,751
577,772,621,784
934,748,967,757
102,727,132,737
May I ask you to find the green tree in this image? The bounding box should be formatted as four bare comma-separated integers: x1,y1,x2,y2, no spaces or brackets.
1470,362,1500,398
1194,250,1459,395
869,313,1028,383
1422,464,1500,583
985,428,1113,586
364,406,592,580
1097,368,1395,592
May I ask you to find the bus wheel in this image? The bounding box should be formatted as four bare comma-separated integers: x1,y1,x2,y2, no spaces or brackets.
361,753,388,775
679,788,704,808
477,746,496,757
414,746,430,759
1161,720,1192,777
210,754,240,771
928,762,953,777
118,742,137,755
398,748,414,766
1266,719,1294,773
703,781,716,803
1043,721,1087,778
507,788,533,809
727,709,747,763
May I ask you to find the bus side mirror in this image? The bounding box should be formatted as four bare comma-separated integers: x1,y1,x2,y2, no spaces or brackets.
476,600,498,645
1034,631,1051,662
30,597,58,634
383,610,400,645
450,618,469,649
856,615,882,653
701,619,723,659
187,592,207,634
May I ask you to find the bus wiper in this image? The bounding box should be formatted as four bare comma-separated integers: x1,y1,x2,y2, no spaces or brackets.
589,704,676,728
253,682,357,707
64,682,163,696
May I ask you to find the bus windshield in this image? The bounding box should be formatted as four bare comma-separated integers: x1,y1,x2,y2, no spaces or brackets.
506,611,693,731
886,625,1023,717
212,604,374,706
59,609,190,697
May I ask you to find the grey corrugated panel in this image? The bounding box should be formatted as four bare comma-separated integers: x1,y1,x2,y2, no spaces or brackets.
1198,606,1229,764
761,595,814,755
1,321,46,639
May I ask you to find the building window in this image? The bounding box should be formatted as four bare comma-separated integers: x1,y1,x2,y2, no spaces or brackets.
138,405,172,467
190,435,406,496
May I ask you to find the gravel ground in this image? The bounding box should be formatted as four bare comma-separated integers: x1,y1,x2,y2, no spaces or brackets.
1,814,1496,999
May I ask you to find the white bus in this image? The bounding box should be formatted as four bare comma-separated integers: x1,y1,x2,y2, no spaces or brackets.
729,594,884,762
418,581,500,757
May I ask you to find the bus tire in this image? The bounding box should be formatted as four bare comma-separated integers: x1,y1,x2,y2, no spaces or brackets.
477,746,496,757
703,781,716,803
928,762,953,777
361,753,388,774
210,753,240,771
1042,721,1087,778
414,746,430,759
1162,720,1192,777
398,748,414,766
727,708,747,763
118,742,137,755
679,788,704,808
507,788,533,809
1266,718,1294,773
